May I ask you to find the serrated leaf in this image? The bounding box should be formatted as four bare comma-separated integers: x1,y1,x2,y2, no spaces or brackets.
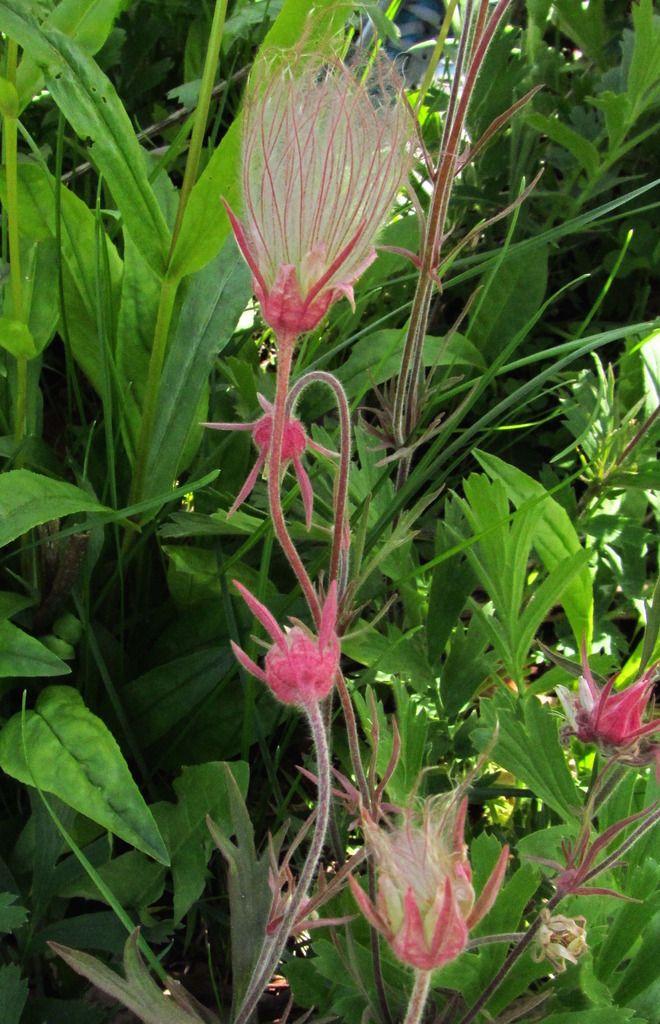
0,469,107,548
0,892,28,934
51,931,216,1024
475,451,593,646
474,691,580,822
0,619,71,677
0,686,169,864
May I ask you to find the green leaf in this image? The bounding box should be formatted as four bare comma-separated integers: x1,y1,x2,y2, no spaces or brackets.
57,850,165,909
0,964,28,1024
16,0,129,109
0,686,169,865
0,893,28,934
526,112,600,177
0,619,71,677
0,5,170,272
613,908,660,1004
0,469,107,548
475,451,593,646
588,91,631,152
142,237,252,499
627,0,660,122
468,245,548,361
51,931,216,1024
152,761,249,924
207,765,273,1015
473,690,580,822
0,591,33,620
0,317,37,359
0,162,123,392
541,1012,637,1024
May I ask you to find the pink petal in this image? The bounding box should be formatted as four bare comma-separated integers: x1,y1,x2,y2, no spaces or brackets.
466,845,509,928
228,452,266,517
231,641,267,683
232,580,286,645
222,199,269,297
348,876,390,937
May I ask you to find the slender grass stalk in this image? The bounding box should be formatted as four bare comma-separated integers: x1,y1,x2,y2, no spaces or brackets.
131,0,228,506
168,0,229,259
3,40,27,444
233,699,331,1024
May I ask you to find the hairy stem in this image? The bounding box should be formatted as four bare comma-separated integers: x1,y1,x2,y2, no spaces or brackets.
268,335,322,624
233,700,331,1024
404,969,432,1024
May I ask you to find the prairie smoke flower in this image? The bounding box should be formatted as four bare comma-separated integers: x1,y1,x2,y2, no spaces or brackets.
556,654,659,768
231,580,339,706
349,797,508,971
203,394,336,527
225,48,413,337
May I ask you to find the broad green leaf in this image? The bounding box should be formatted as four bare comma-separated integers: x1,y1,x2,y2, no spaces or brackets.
553,0,609,65
142,237,252,500
0,592,33,619
16,0,129,109
475,450,593,646
0,893,28,934
57,851,166,909
207,765,273,1015
0,686,169,865
473,690,580,822
596,859,660,980
588,91,630,152
168,0,350,279
526,112,600,177
0,162,123,391
51,931,216,1024
152,761,249,924
0,469,107,548
0,620,71,677
0,5,169,272
468,245,548,361
0,964,28,1024
613,908,660,1004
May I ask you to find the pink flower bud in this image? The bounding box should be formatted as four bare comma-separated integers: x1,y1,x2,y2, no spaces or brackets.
231,580,340,707
556,652,659,767
350,797,508,971
225,47,413,338
203,394,337,528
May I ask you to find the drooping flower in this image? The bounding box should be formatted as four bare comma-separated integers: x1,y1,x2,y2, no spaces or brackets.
531,910,588,973
203,394,336,527
556,652,659,768
349,796,508,971
225,47,414,338
231,579,339,706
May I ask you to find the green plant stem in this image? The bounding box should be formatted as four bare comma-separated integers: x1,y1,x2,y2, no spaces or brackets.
130,274,178,503
130,0,227,506
404,969,432,1024
233,699,331,1024
4,39,27,444
268,334,322,624
168,0,229,259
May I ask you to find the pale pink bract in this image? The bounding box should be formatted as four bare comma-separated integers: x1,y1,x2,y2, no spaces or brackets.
225,48,413,337
231,580,340,707
350,796,508,971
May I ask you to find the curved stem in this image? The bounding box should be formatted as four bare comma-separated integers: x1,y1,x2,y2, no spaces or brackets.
268,336,322,624
404,969,431,1024
286,370,352,589
233,700,331,1024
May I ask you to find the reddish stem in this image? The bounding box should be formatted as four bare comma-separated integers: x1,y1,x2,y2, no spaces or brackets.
269,334,322,625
